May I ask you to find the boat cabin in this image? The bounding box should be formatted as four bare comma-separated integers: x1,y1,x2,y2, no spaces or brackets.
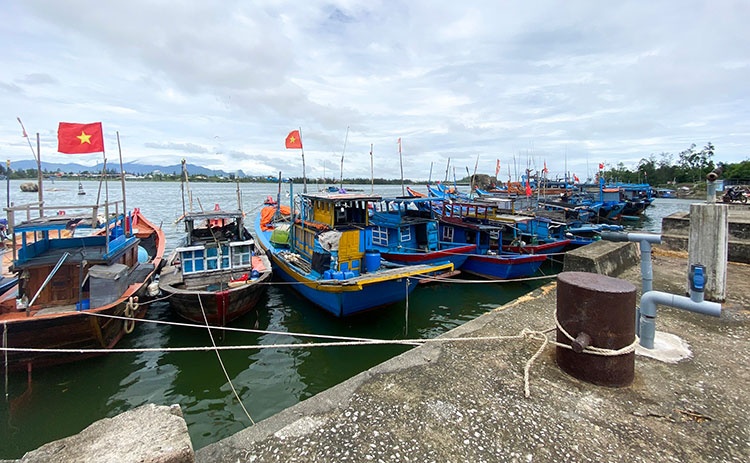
6,201,141,310
295,193,380,278
175,209,255,277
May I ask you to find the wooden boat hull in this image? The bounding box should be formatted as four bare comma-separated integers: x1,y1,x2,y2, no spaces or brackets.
0,209,164,372
461,253,547,280
159,255,273,325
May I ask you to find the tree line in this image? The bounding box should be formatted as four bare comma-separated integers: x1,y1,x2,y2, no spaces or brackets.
600,142,750,185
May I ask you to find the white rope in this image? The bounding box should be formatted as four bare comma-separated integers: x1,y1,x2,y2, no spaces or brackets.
196,295,256,425
553,311,639,356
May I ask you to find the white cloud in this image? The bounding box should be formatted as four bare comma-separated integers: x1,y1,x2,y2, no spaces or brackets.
1,0,748,181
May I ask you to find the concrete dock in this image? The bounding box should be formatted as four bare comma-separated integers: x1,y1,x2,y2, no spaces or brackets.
194,246,750,463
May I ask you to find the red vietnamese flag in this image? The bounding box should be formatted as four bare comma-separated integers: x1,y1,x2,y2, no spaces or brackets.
573,173,580,183
495,159,501,176
58,122,104,154
525,177,532,197
599,162,605,170
285,130,302,149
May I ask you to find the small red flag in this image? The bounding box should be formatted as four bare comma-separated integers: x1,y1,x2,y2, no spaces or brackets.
285,130,302,149
525,178,532,197
599,162,604,170
57,122,104,154
397,137,402,155
495,159,501,177
573,173,580,183
542,161,549,174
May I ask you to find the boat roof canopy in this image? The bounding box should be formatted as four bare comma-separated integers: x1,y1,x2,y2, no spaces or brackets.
183,209,244,221
303,192,381,203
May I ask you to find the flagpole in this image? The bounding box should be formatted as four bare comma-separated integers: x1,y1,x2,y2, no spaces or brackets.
36,133,43,217
398,138,404,196
369,143,374,194
116,132,127,235
5,160,10,208
299,127,307,193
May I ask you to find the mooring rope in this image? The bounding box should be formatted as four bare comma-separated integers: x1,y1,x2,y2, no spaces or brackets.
196,295,256,426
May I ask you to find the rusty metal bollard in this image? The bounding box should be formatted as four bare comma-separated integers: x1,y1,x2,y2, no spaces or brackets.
556,271,636,387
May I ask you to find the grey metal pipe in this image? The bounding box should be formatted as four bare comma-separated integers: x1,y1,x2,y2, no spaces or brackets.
638,291,722,349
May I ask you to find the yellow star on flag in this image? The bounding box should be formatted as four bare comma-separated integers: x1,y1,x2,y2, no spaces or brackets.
76,131,92,144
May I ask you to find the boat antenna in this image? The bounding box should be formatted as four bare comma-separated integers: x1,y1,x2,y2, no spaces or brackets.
444,157,450,182
428,161,434,184
340,126,349,190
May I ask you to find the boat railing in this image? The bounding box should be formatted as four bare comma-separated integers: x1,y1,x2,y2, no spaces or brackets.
4,200,127,263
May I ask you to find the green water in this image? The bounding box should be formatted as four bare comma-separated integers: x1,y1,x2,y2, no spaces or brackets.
0,181,685,457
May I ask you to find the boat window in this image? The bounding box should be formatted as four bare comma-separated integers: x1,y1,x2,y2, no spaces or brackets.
206,246,221,270
179,247,205,274
231,244,253,268
372,226,388,247
442,226,454,242
400,226,411,243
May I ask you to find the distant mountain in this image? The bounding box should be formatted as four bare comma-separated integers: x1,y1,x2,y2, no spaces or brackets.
9,160,246,178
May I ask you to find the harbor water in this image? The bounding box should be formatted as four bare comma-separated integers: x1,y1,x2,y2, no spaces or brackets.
0,179,692,458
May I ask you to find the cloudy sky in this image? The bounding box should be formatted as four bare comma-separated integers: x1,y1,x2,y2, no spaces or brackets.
1,0,748,181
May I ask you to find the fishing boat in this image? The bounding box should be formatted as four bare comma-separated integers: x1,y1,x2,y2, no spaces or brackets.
255,191,454,317
435,201,548,279
0,201,165,372
158,205,273,325
369,196,474,270
158,162,273,326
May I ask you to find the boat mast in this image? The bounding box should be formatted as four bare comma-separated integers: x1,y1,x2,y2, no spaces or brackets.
340,126,349,190
17,119,43,216
370,143,374,194
116,131,127,235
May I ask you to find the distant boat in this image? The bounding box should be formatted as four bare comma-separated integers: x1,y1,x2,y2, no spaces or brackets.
78,182,86,195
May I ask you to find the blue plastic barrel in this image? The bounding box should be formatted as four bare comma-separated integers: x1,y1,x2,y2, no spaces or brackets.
364,250,381,273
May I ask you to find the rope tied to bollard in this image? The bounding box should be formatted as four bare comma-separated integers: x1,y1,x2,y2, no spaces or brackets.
553,309,639,357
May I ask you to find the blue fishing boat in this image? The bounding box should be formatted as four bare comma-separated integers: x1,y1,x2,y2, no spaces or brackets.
255,192,454,317
435,201,548,280
436,199,570,255
613,183,654,216
369,197,474,270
